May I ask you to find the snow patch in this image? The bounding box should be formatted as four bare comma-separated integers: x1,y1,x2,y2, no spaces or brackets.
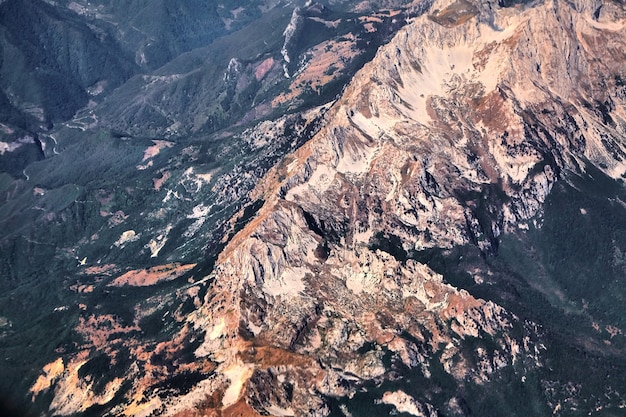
397,21,518,122
146,225,172,257
209,318,226,340
184,203,213,237
266,405,296,416
335,138,380,175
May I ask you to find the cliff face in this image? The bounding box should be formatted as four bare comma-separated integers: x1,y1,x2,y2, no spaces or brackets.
27,0,626,415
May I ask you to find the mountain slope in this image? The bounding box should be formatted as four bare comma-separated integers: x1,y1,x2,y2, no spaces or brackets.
7,0,626,415
166,0,626,414
0,1,418,415
0,0,138,127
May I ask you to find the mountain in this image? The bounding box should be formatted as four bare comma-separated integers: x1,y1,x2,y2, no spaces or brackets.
0,0,417,415
2,0,626,416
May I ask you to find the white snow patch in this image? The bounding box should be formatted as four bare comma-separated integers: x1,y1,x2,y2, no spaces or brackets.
351,107,397,136
397,21,518,123
286,158,300,173
209,317,226,340
184,204,213,237
189,204,211,219
180,167,215,193
147,238,166,258
146,225,172,257
247,321,263,336
335,135,380,175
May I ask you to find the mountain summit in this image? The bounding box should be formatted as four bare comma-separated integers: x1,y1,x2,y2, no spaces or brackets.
2,0,626,416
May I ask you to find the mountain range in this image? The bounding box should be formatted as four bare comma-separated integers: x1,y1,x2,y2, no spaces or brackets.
1,0,626,416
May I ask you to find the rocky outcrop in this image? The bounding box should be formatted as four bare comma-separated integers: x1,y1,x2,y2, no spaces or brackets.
281,7,304,78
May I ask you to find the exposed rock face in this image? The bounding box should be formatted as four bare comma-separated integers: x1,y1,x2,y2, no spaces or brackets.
190,213,528,413
182,0,625,414
380,390,438,417
282,7,304,77
29,0,626,415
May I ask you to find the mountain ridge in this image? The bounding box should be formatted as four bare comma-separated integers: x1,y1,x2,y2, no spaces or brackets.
174,0,626,414
3,0,626,415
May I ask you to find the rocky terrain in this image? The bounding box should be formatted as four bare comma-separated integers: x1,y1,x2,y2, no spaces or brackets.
2,0,626,416
153,0,625,414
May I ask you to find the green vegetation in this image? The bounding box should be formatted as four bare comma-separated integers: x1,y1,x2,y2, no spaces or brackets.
0,0,137,126
405,165,626,415
363,163,626,416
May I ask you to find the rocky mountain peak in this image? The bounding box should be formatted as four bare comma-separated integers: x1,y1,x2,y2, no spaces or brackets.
252,0,626,251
